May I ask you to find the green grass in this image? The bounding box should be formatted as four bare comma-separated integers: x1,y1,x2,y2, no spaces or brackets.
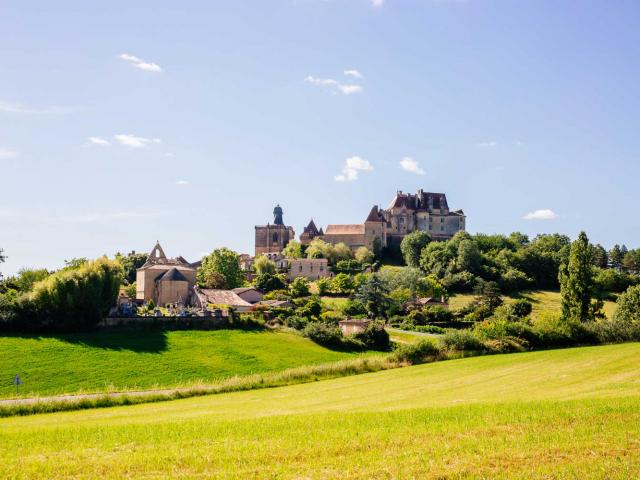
0,329,368,398
449,289,618,319
1,343,639,478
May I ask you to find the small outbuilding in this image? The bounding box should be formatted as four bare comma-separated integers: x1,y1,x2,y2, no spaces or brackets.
338,318,372,335
232,287,264,304
415,297,449,309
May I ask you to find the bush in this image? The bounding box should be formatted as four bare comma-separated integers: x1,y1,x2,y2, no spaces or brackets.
439,329,486,352
284,315,309,330
302,322,344,348
342,299,367,317
254,273,286,293
509,299,533,318
613,285,640,325
295,296,322,319
414,325,446,334
423,306,454,324
391,339,442,364
289,277,310,298
353,321,390,350
484,336,528,353
595,269,638,294
27,257,123,331
319,310,345,326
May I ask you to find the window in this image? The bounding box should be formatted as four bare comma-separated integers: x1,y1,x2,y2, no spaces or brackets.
440,226,444,231
440,217,444,223
272,233,278,243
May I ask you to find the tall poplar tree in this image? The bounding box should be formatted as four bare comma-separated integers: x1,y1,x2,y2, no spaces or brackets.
559,232,602,322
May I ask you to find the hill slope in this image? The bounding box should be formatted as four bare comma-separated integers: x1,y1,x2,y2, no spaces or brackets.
0,330,367,398
1,343,639,478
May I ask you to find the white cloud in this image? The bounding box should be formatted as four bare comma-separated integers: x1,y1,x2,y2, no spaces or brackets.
371,0,385,7
476,141,498,148
400,156,425,175
176,180,189,185
334,156,373,182
114,134,161,148
344,69,363,79
0,101,79,115
119,53,163,73
305,76,362,95
523,209,558,221
0,149,18,159
88,137,111,147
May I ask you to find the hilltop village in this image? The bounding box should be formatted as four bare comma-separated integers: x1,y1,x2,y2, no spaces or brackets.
129,189,465,312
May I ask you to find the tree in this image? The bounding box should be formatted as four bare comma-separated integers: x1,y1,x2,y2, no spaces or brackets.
63,258,89,270
355,274,391,320
201,271,226,289
197,248,244,289
333,243,353,263
30,257,123,330
331,273,355,295
0,248,5,280
282,240,304,259
609,245,623,269
400,231,431,268
354,247,374,265
473,280,503,312
115,252,148,284
316,277,331,296
592,244,608,269
254,273,286,292
622,250,640,274
456,239,482,275
289,277,310,298
254,255,276,275
613,285,640,325
559,232,601,323
13,268,50,292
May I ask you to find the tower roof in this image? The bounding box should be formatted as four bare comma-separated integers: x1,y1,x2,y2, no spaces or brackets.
304,219,320,235
365,205,384,223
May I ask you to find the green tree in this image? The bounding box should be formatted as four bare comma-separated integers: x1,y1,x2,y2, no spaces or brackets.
282,240,304,259
333,243,353,263
473,280,503,312
622,250,640,274
400,231,431,268
201,271,226,289
331,273,355,295
592,244,608,269
355,273,391,320
63,257,89,270
30,257,123,330
289,277,310,298
559,232,601,323
613,285,640,325
354,246,375,265
316,277,331,296
197,248,244,289
115,252,148,284
254,273,286,292
0,248,5,280
254,255,276,275
13,268,50,292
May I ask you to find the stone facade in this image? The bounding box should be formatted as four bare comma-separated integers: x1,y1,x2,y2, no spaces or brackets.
287,258,330,281
255,205,295,256
136,242,197,306
313,189,465,252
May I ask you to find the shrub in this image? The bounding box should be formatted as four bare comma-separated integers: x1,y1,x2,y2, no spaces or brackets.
391,339,442,364
353,321,390,350
284,315,308,330
439,329,486,352
295,296,322,319
28,257,123,331
262,289,291,301
509,299,533,318
319,310,345,326
342,299,367,317
254,273,286,293
595,268,638,294
423,306,454,324
613,285,640,325
484,336,528,353
303,322,344,348
414,325,446,334
289,277,310,298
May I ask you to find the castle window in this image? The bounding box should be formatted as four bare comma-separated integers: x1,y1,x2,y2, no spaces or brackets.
272,233,279,243
440,226,444,231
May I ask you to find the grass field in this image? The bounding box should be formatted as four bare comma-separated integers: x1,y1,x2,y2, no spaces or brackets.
449,289,618,319
1,343,638,478
0,330,368,398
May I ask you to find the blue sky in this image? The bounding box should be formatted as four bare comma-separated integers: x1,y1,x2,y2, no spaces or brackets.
1,0,639,275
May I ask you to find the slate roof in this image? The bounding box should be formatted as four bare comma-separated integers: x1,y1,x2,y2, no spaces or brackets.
198,289,253,308
365,205,385,223
158,268,188,282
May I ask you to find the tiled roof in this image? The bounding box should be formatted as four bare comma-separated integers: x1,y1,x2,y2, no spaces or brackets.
198,289,253,307
324,224,365,235
158,268,188,282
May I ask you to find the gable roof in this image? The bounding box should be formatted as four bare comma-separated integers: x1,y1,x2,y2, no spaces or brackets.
198,289,253,308
157,267,188,282
324,224,365,235
303,219,320,235
365,205,385,223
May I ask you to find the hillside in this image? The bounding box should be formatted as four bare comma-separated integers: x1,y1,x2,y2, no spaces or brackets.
0,330,368,398
1,343,638,478
449,289,618,319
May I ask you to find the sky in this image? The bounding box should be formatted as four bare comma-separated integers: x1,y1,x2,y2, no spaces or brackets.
1,0,639,276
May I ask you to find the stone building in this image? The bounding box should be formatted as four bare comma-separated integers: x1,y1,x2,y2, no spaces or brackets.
136,242,197,306
255,205,295,256
299,219,323,245
287,258,330,281
309,189,465,252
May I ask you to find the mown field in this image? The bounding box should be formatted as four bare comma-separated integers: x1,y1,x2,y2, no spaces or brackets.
449,289,618,319
0,330,368,398
1,343,638,478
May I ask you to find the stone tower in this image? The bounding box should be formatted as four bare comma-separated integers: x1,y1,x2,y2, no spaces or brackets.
254,205,295,256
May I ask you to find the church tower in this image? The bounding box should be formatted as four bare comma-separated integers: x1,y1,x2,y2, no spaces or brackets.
254,205,295,256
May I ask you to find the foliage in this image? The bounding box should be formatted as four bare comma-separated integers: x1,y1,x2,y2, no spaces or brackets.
282,240,304,259
559,232,602,323
262,289,291,301
594,268,637,293
5,268,50,293
342,299,368,317
63,257,89,270
254,255,277,275
289,277,310,298
353,321,390,350
354,247,375,265
197,248,244,289
439,329,486,352
124,282,137,299
200,271,227,289
331,273,355,295
391,339,442,363
295,296,322,319
315,277,331,296
355,273,391,319
612,285,640,325
302,322,344,348
19,257,124,331
254,273,286,293
335,259,363,273
400,231,431,268
114,252,148,284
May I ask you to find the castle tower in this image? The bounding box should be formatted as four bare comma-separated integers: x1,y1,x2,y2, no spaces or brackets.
254,205,295,256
